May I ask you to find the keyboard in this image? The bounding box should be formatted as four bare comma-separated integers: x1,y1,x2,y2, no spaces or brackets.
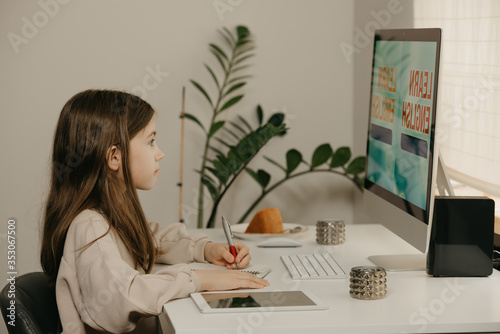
281,253,347,279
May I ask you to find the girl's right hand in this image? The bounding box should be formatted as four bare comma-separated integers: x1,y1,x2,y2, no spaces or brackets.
195,270,270,291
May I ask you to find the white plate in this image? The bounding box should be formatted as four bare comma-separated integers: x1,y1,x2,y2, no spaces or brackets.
231,223,308,240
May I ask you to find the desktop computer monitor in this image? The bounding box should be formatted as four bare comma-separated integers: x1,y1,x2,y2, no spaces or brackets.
363,28,443,270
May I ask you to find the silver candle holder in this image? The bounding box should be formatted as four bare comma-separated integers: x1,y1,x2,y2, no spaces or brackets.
349,266,387,300
316,219,345,245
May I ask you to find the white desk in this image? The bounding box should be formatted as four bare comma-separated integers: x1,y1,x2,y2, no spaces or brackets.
161,224,500,333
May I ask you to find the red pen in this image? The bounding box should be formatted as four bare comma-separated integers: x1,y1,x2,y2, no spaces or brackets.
222,216,238,267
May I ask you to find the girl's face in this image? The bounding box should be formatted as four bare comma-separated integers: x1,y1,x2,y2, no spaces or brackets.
129,118,165,190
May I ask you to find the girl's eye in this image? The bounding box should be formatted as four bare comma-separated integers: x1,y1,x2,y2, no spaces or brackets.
149,139,155,146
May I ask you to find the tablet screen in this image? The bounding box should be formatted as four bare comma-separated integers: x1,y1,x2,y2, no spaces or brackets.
202,291,316,309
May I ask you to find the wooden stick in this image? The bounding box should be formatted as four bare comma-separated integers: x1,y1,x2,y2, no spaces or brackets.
178,87,186,223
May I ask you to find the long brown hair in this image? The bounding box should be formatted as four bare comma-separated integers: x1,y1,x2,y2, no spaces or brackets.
41,89,158,282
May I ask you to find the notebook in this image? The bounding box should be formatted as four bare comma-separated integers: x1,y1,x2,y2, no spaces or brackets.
187,262,271,278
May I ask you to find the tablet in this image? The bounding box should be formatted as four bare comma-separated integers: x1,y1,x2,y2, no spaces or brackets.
190,290,328,313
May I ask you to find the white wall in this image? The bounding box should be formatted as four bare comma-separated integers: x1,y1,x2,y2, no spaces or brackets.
0,0,355,291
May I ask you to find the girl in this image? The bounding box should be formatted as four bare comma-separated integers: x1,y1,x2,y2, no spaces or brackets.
40,90,269,334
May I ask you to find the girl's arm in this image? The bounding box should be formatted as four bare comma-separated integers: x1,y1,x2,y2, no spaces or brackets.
58,212,202,333
149,221,209,264
150,222,253,269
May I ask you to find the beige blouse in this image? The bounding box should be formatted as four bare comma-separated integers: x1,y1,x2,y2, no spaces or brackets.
56,210,209,333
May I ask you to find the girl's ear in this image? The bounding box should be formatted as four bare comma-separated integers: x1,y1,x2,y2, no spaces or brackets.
107,145,122,172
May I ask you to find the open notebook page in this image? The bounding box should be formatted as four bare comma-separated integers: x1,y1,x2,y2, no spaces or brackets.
187,263,271,279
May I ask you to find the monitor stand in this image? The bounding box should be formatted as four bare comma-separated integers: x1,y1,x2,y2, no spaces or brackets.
368,254,426,271
368,154,454,271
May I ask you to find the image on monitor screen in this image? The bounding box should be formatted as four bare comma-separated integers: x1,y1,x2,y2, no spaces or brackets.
363,28,442,270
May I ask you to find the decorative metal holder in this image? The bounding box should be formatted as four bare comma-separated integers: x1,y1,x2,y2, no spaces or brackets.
349,266,387,300
316,219,345,245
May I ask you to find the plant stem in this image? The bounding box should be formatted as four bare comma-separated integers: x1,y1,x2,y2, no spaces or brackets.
197,124,213,228
197,44,238,228
236,169,360,225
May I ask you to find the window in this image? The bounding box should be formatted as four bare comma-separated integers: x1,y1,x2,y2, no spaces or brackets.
414,0,500,197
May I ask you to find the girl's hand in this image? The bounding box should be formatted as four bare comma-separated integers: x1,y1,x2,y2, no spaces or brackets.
204,241,251,269
196,270,269,291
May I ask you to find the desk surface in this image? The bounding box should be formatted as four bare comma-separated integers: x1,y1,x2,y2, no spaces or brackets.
161,224,500,334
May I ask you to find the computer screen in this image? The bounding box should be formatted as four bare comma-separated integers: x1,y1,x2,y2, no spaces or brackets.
363,28,442,269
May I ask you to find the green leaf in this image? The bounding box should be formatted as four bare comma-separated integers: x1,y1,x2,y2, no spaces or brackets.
212,52,227,72
276,124,287,136
245,168,270,189
311,143,333,168
236,138,257,160
252,128,268,146
229,121,247,135
209,43,228,60
234,46,255,60
190,80,212,107
268,112,285,126
264,156,287,173
184,113,205,131
201,177,218,200
202,172,217,185
208,145,224,157
228,75,252,85
208,121,225,138
234,53,255,66
227,150,242,173
237,115,253,132
223,127,240,141
236,39,251,48
263,115,287,136
286,149,302,175
228,146,243,163
236,25,250,40
242,134,258,155
245,168,259,183
232,65,251,73
330,147,351,168
214,122,288,191
235,26,252,48
259,123,286,142
218,95,244,113
216,154,229,166
222,27,236,45
206,166,220,179
256,105,263,126
224,82,246,97
345,156,366,175
218,29,234,48
214,137,232,148
249,132,264,149
257,169,271,188
212,161,229,184
204,64,219,88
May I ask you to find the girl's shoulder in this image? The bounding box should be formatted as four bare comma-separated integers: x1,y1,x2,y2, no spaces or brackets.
73,209,106,223
69,209,110,235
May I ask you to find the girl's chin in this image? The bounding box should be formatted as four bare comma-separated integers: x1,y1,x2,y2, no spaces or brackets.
135,181,157,191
